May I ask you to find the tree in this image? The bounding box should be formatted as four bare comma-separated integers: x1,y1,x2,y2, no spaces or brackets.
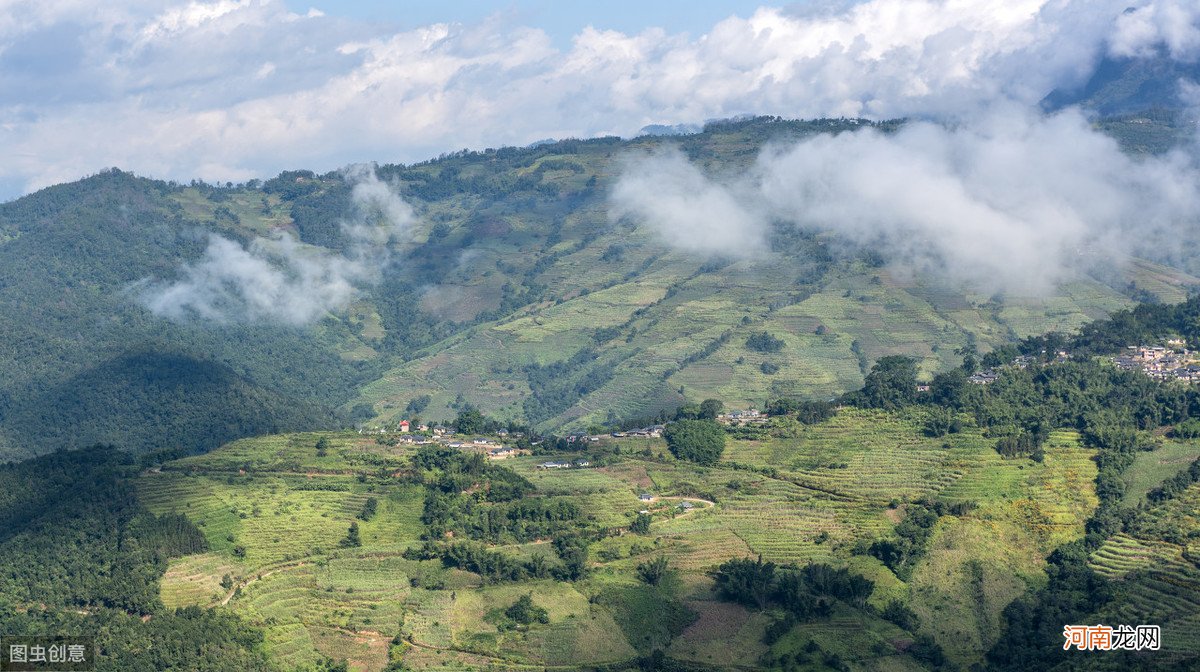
357,497,378,522
699,399,724,420
315,436,330,457
746,331,785,353
630,512,652,534
766,398,799,416
712,556,776,610
454,407,486,435
928,368,968,409
406,394,432,415
505,593,549,625
923,407,961,438
664,419,726,466
637,555,670,586
340,522,362,548
795,400,836,424
857,356,918,410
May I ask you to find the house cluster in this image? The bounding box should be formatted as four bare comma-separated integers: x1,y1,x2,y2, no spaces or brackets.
536,459,591,469
1113,344,1200,383
966,351,1071,385
565,425,664,443
716,409,768,426
967,370,1000,385
635,492,696,515
609,425,665,439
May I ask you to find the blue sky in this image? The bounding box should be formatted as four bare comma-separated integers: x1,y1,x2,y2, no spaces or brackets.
288,1,779,48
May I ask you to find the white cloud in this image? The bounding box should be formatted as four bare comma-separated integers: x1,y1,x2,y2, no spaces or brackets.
610,148,767,256
613,107,1200,294
1110,1,1200,61
137,167,414,324
0,0,1197,197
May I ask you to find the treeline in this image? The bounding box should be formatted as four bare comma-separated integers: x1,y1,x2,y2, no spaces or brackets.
5,351,337,460
0,446,207,612
523,348,615,426
708,556,951,668
403,534,590,583
862,501,972,581
712,557,874,614
0,170,368,460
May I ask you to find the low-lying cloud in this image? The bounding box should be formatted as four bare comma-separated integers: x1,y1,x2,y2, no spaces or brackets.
612,107,1200,294
609,150,767,257
138,168,413,324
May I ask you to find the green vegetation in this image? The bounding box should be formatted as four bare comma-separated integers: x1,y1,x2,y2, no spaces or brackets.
502,593,549,626
664,419,726,465
746,331,786,353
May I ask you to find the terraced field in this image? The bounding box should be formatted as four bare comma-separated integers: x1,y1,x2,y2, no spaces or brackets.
351,251,1200,434
1085,477,1200,666
1122,439,1200,506
138,411,1141,670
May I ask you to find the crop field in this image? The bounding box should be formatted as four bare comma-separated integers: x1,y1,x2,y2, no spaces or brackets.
1083,475,1200,664
137,409,1185,670
349,232,1160,432
1122,439,1200,505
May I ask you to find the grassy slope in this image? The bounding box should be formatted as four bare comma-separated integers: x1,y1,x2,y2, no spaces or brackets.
143,408,1111,670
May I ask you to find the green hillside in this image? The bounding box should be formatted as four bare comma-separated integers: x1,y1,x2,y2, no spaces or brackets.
0,117,1196,461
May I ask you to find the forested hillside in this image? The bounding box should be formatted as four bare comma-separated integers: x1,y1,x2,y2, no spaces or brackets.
0,117,1195,461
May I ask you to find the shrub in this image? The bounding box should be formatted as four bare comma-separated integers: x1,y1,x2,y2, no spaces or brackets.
746,331,785,353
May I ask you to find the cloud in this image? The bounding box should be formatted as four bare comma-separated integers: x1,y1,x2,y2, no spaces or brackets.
613,107,1200,294
1110,1,1200,61
609,148,767,256
137,167,414,324
1,1,1198,198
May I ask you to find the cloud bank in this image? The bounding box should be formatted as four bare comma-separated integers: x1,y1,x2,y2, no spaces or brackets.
609,149,767,257
2,0,1199,197
612,108,1200,294
138,168,413,324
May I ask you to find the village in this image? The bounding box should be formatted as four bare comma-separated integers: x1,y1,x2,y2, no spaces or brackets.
1112,340,1200,383
960,351,1072,386
355,418,672,469
354,408,771,470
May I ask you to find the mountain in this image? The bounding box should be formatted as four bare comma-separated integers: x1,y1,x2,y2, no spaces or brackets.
1043,54,1200,154
0,116,1196,461
1044,55,1200,117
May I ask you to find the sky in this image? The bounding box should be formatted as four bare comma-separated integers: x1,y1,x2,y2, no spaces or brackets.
285,1,774,49
1,0,1199,200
